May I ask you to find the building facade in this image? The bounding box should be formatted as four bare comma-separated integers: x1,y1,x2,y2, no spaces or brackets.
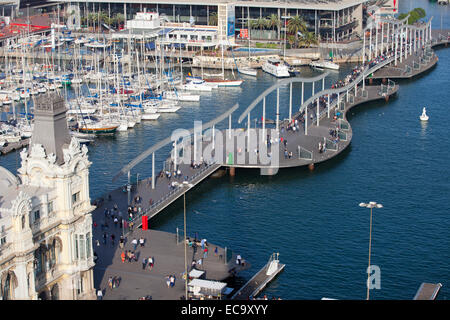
47,0,368,41
0,93,96,300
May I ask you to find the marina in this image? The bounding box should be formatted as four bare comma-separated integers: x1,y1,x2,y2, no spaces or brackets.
0,0,449,301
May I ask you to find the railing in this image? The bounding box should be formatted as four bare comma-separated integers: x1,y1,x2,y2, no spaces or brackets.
325,138,338,151
297,146,313,160
122,163,220,236
338,131,348,141
338,119,350,131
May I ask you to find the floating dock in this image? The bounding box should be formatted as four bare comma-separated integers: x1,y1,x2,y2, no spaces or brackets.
231,253,285,300
413,283,442,300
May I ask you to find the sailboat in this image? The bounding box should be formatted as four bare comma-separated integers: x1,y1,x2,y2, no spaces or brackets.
202,41,243,87
237,36,257,77
420,107,429,121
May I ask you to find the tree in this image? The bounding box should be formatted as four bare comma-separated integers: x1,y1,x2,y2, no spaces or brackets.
209,12,218,26
267,14,281,39
398,7,426,25
287,15,307,48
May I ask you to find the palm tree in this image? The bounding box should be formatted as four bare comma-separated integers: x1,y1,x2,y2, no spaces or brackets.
209,12,218,26
267,14,281,40
287,15,307,48
299,31,318,48
252,18,269,39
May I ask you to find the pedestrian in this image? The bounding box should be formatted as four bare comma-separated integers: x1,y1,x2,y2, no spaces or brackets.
131,238,138,251
142,257,147,270
197,258,203,269
103,232,107,245
214,247,218,257
114,217,118,228
119,235,124,249
148,256,154,270
97,289,103,300
236,254,242,265
108,277,113,289
170,275,176,287
203,247,208,259
139,237,145,247
121,251,125,263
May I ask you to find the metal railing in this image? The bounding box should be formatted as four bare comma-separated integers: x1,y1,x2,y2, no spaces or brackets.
297,146,313,160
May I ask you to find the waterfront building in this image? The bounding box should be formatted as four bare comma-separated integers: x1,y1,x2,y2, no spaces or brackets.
48,0,368,41
0,92,96,300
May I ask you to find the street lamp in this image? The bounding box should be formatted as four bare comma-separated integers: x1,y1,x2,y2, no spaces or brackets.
174,181,194,299
359,201,383,300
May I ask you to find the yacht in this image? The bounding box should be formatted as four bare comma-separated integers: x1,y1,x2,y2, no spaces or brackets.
309,59,340,70
262,58,290,78
238,67,258,77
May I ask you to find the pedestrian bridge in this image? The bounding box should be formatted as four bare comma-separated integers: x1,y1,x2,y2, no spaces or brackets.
104,28,446,229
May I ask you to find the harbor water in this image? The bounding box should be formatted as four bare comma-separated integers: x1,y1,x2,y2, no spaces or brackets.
0,0,448,300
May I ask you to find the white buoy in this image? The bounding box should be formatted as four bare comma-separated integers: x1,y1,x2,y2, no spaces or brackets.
420,107,429,121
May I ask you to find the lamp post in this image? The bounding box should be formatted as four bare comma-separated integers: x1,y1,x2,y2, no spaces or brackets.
174,181,194,299
359,201,383,300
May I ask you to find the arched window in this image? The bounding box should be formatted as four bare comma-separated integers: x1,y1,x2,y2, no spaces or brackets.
2,273,11,300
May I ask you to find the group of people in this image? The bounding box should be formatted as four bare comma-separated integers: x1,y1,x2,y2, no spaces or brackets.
318,141,327,154
120,250,138,263
166,275,176,288
142,256,155,270
108,276,121,289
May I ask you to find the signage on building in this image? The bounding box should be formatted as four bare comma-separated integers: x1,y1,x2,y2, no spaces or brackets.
240,28,248,39
227,4,235,36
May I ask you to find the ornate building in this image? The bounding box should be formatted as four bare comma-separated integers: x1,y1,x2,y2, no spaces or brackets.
0,92,96,300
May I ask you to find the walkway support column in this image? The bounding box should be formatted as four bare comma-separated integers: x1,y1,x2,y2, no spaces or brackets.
316,99,319,126
327,94,330,118
301,82,304,105
305,107,308,135
152,152,155,189
289,83,292,121
262,97,266,140
276,87,279,132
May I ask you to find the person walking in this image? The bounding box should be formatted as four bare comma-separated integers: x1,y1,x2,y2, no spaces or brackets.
148,256,154,270
139,237,145,247
97,289,103,300
142,257,147,270
119,235,124,249
121,251,125,263
203,247,208,259
131,238,138,251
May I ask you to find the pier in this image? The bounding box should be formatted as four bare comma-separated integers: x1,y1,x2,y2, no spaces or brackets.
0,138,29,155
413,283,443,300
231,253,285,300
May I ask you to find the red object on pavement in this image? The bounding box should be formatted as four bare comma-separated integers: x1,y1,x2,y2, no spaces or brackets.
142,215,148,230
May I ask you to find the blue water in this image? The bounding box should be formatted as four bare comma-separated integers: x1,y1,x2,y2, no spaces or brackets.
233,47,280,53
1,0,449,300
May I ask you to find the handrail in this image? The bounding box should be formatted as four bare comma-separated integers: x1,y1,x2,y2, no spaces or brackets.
299,56,395,113
237,72,330,124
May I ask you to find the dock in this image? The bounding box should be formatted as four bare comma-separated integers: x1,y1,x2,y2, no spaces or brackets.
413,283,443,300
0,138,30,155
231,253,285,300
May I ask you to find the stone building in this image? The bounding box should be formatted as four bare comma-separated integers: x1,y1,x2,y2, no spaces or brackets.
0,92,96,300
